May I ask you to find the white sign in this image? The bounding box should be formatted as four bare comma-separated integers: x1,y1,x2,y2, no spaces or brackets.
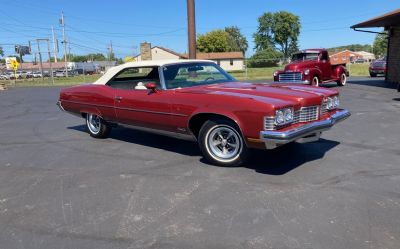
5,57,17,70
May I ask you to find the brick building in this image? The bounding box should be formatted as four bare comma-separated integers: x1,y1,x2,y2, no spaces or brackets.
330,50,363,64
352,9,400,84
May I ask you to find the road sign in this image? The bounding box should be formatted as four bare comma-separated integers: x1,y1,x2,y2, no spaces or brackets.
10,59,19,70
5,57,17,70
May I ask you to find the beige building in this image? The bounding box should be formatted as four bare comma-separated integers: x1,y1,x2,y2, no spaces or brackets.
352,9,400,85
134,42,245,71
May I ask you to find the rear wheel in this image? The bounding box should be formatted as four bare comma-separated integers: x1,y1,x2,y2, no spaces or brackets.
198,119,248,167
311,76,319,86
337,72,347,86
86,113,111,138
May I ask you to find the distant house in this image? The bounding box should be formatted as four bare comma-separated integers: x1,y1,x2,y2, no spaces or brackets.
134,42,245,71
355,51,376,62
330,50,363,64
183,52,245,71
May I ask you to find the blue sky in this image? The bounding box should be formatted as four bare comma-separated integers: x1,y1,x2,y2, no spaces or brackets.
0,0,397,61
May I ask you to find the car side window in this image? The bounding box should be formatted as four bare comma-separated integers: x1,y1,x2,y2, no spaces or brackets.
106,67,161,90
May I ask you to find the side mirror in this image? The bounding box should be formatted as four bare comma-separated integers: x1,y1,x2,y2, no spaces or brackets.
145,82,157,92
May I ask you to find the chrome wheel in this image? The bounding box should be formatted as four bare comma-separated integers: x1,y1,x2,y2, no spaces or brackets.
312,76,319,86
206,125,241,161
340,73,347,85
87,114,101,134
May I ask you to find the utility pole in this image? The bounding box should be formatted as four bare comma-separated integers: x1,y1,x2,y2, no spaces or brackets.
187,0,196,59
51,26,58,62
36,40,44,80
60,12,68,77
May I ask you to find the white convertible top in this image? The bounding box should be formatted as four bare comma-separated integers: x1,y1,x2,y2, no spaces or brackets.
93,59,215,85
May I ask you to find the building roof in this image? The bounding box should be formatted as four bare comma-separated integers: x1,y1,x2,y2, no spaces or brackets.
351,8,400,28
133,46,186,59
181,51,244,60
329,50,362,57
93,59,216,85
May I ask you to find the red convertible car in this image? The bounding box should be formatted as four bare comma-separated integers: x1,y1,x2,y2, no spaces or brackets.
58,60,350,166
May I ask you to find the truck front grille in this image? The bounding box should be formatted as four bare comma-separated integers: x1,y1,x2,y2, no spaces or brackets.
278,72,302,82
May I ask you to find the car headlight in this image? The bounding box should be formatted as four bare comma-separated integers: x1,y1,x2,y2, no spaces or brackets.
275,108,294,125
325,95,340,110
284,108,293,122
333,96,339,107
275,110,284,125
273,71,278,77
304,69,310,75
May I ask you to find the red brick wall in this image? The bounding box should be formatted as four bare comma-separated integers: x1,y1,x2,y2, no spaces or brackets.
387,27,400,83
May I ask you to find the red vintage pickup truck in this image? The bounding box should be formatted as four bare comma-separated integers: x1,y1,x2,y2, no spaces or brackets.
274,49,348,87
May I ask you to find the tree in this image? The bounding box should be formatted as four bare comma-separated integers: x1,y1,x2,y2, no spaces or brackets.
254,11,301,60
0,46,3,57
373,33,388,59
225,26,248,54
247,47,283,68
197,29,235,53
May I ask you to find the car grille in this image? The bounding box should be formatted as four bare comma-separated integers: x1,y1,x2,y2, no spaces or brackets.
264,117,275,131
264,105,321,130
294,106,319,123
278,72,302,82
321,101,328,116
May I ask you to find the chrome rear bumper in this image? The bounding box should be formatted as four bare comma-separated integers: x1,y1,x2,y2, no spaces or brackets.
260,109,351,149
56,101,65,112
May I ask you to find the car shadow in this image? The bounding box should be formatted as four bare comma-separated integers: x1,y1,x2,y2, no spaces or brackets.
68,125,339,175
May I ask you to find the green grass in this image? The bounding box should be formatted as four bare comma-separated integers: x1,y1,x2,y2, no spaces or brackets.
347,63,370,77
0,64,370,88
230,67,280,81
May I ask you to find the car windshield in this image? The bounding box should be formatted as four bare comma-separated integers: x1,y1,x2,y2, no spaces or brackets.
163,62,236,89
292,52,319,62
372,61,386,67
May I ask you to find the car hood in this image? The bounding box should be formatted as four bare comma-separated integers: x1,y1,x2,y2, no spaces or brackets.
284,60,318,71
175,82,338,108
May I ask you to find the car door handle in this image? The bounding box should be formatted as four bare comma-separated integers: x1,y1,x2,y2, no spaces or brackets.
115,96,123,101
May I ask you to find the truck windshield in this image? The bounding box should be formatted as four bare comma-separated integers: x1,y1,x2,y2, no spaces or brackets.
292,53,319,62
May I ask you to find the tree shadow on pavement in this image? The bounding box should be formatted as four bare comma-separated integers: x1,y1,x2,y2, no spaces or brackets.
69,125,339,175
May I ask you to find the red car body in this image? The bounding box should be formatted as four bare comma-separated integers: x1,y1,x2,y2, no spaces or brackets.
274,49,348,87
58,60,350,166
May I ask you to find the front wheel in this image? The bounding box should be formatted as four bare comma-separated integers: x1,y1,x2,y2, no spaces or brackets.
86,113,111,138
337,72,347,86
198,119,248,167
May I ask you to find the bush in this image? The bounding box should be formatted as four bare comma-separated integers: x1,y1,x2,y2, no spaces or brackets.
247,48,283,68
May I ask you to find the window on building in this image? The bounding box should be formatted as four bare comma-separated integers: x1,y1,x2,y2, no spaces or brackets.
216,60,220,66
230,59,234,66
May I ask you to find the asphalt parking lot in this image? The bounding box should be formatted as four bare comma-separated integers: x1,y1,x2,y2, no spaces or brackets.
0,77,399,249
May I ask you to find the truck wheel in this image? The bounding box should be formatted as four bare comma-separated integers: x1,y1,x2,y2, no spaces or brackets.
198,118,248,167
337,73,347,86
311,76,319,86
370,73,376,78
86,113,111,138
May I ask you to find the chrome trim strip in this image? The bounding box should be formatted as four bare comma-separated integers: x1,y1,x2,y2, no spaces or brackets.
62,100,188,117
119,123,197,142
260,109,351,149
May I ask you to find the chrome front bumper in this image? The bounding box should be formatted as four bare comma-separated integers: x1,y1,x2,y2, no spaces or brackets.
260,109,351,149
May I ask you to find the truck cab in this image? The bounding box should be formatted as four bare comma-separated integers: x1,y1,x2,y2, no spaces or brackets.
274,49,348,87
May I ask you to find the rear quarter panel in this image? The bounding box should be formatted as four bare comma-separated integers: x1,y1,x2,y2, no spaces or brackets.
60,84,116,121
